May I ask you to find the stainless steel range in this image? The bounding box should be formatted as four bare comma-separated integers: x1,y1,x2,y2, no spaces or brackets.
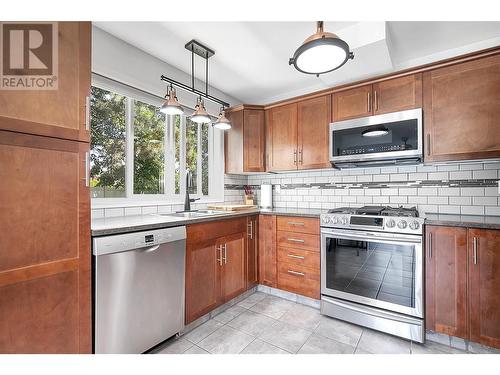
320,206,425,342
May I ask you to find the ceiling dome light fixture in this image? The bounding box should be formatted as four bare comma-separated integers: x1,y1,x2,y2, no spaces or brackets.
289,21,354,77
213,107,232,130
160,84,184,115
191,97,211,124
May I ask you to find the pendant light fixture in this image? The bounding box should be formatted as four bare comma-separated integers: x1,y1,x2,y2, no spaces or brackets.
160,84,184,115
213,107,232,130
289,21,354,77
160,40,231,128
191,96,211,124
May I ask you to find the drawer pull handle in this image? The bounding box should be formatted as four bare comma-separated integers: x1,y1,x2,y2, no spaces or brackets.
287,221,304,226
287,270,305,276
287,238,305,243
473,237,478,265
287,254,305,259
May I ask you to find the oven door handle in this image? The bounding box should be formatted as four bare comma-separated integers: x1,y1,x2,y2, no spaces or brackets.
322,229,422,244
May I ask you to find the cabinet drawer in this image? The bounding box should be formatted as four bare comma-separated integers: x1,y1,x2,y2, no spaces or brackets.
277,231,319,252
278,247,320,270
277,216,319,234
277,262,320,299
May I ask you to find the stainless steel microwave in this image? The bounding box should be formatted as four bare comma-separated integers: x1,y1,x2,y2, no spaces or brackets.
329,108,423,168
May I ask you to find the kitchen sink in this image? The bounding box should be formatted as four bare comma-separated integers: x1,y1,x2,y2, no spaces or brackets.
159,210,228,218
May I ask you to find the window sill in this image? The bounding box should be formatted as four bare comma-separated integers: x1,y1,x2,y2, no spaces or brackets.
91,197,224,210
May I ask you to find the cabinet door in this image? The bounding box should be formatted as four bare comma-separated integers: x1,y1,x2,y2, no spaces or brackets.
258,215,277,287
423,54,500,162
243,109,265,172
224,110,243,174
425,225,468,338
297,95,331,169
185,239,221,324
267,103,298,171
0,22,91,142
0,131,90,353
220,232,246,302
246,216,259,289
468,229,500,349
332,85,372,121
373,74,422,115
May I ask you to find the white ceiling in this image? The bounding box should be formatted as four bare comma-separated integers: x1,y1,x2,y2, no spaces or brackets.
93,21,500,105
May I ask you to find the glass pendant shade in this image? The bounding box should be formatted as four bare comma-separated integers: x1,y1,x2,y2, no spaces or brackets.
191,97,211,124
160,86,184,115
289,21,354,76
213,108,232,130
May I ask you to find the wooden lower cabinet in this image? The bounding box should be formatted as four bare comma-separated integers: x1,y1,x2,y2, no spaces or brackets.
468,229,500,348
185,218,248,324
258,215,277,287
0,131,90,353
426,225,500,349
246,215,259,289
425,225,468,338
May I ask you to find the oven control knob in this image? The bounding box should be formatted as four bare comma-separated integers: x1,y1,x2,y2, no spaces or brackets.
341,217,349,225
322,216,330,224
397,220,408,229
409,220,420,230
386,219,395,228
332,216,339,224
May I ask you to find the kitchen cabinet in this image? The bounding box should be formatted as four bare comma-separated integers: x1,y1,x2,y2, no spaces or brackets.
468,229,500,349
426,225,500,349
332,74,422,122
0,22,91,143
267,95,330,171
297,95,331,169
185,218,247,324
246,215,259,289
332,85,372,122
0,22,91,354
423,54,500,162
258,215,277,287
276,216,320,299
425,225,468,339
266,103,298,171
225,106,265,173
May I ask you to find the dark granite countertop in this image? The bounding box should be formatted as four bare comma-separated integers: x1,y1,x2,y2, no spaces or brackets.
423,213,500,230
91,208,323,237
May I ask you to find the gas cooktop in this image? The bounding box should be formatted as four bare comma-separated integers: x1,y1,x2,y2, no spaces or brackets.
321,206,424,235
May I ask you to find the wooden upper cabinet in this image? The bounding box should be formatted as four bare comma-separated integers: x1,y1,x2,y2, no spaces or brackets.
425,225,468,339
266,103,298,171
332,85,372,122
225,107,265,174
243,109,265,172
219,232,246,302
468,229,500,349
0,22,91,142
297,95,331,169
0,131,90,353
423,54,500,162
373,74,422,115
258,215,277,287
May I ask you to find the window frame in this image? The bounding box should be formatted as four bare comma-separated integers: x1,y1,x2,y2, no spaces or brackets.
91,75,224,208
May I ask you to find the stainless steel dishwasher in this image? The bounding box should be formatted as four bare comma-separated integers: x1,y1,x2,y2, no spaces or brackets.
93,226,186,354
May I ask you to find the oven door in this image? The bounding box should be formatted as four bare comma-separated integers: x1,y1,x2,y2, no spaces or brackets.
321,228,423,318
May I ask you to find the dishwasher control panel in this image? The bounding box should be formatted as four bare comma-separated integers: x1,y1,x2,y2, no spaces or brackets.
93,226,186,256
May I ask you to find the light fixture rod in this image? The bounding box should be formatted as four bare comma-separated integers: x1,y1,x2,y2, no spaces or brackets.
160,75,230,108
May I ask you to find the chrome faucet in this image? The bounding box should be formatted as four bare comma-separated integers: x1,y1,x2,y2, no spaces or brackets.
184,169,199,212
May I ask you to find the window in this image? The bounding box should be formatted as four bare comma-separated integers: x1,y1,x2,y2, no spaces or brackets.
90,80,224,205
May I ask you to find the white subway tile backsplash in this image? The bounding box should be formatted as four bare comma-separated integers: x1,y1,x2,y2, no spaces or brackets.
461,206,485,215
373,174,390,182
428,196,449,205
449,171,472,180
398,188,417,196
408,196,427,204
438,187,460,196
349,189,364,196
418,187,438,196
461,187,484,196
91,209,104,219
365,188,381,196
449,196,472,205
390,196,407,204
390,173,408,181
460,163,484,171
417,165,437,173
105,208,124,217
357,175,373,183
124,207,142,216
372,196,390,204
473,169,497,179
485,187,499,196
428,172,449,181
408,172,427,180
473,196,497,206
485,206,500,215
438,205,460,214
437,165,460,172
382,188,399,196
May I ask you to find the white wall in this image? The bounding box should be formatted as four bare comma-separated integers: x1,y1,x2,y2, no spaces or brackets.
92,25,240,116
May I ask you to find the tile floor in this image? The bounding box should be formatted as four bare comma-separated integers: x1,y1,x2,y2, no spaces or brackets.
152,292,492,354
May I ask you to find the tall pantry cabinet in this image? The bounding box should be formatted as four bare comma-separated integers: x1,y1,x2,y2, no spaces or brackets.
0,22,92,353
